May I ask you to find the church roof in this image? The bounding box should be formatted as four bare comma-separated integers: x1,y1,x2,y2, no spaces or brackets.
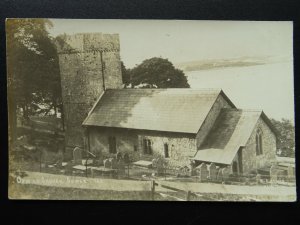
83,88,235,134
193,109,277,165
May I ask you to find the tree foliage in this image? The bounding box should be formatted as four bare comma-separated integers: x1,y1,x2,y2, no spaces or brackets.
270,118,295,157
124,57,190,88
6,19,62,120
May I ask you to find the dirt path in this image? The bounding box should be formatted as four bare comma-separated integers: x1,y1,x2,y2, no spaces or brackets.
14,171,296,200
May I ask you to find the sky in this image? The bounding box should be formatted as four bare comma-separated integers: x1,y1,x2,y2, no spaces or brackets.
47,19,294,120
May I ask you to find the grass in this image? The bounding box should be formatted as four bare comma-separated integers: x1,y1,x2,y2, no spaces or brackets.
9,180,294,201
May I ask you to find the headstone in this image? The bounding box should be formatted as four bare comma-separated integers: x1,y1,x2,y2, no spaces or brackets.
190,160,196,176
217,168,223,182
287,166,294,182
221,166,230,182
208,163,218,181
116,152,122,161
56,150,64,168
156,157,165,175
117,160,126,175
110,158,118,169
152,158,157,168
123,153,130,164
270,164,278,184
196,163,208,182
256,174,262,184
73,147,82,165
103,159,112,169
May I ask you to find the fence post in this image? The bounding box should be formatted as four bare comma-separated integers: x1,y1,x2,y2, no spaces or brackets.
186,190,191,201
151,180,156,201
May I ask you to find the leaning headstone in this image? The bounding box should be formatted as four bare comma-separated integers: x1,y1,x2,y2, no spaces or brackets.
208,163,218,181
110,158,118,169
103,159,112,169
73,147,82,165
196,163,208,182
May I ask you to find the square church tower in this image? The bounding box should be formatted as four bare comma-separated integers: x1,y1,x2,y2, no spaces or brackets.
55,33,123,158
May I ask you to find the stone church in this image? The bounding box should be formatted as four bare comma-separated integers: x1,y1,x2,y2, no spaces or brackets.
56,33,277,175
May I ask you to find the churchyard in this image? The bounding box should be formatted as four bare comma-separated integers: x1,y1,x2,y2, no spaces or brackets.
8,117,296,201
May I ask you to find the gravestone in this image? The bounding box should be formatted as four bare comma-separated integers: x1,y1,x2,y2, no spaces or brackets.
117,160,126,175
196,163,208,182
156,157,166,176
221,166,230,182
123,153,130,164
110,158,118,169
287,166,294,182
56,150,64,168
73,147,82,165
208,163,218,181
190,160,196,176
270,164,278,184
104,159,112,169
152,158,157,168
217,168,223,182
116,152,122,161
256,174,262,184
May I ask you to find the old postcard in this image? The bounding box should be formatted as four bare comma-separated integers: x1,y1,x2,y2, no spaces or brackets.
7,19,296,201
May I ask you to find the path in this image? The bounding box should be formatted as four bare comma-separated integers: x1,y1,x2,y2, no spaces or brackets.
15,171,296,199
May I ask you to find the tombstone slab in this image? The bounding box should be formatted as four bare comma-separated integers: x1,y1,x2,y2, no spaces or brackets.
270,164,278,184
104,159,112,169
110,158,118,169
208,163,218,181
73,147,82,165
196,163,208,182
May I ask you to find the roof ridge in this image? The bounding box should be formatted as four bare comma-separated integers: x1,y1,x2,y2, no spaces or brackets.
105,88,222,92
221,108,263,112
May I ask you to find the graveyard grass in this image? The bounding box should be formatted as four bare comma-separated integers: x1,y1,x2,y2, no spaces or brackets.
9,182,294,201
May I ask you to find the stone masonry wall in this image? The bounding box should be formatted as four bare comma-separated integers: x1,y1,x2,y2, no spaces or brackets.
242,117,277,174
88,127,140,162
88,127,196,167
137,132,197,168
196,94,234,149
56,33,123,158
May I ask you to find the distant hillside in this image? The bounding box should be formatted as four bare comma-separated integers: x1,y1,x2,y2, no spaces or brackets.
175,56,290,72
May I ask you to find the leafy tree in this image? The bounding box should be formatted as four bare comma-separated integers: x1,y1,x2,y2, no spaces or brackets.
121,61,130,86
270,118,295,157
6,19,62,139
128,57,190,88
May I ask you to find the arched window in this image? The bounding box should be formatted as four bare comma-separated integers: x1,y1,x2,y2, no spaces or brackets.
256,129,263,155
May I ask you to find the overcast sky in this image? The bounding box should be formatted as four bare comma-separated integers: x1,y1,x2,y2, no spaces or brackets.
49,19,292,67
48,19,294,120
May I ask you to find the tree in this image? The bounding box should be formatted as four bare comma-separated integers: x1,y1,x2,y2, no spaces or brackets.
6,19,62,138
270,118,295,157
121,61,130,86
128,57,190,88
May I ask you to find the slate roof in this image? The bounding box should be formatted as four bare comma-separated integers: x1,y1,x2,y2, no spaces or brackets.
83,88,235,134
193,109,276,165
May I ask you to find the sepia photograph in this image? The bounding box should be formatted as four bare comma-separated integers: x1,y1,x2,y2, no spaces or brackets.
6,19,296,201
